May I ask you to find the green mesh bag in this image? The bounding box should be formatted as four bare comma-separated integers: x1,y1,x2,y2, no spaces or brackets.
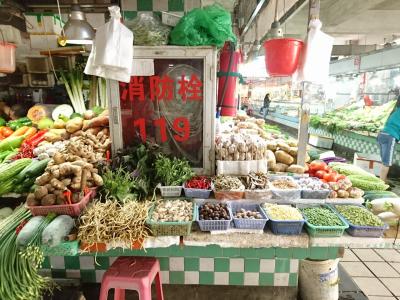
170,4,236,47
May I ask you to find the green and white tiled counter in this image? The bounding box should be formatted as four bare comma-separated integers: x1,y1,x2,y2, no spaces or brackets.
40,228,400,287
39,232,344,287
309,127,400,167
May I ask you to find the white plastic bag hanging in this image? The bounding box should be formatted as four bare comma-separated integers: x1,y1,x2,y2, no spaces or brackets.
84,6,133,83
296,19,334,84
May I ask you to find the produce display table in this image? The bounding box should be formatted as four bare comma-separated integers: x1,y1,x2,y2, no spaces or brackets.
40,230,400,286
309,127,400,167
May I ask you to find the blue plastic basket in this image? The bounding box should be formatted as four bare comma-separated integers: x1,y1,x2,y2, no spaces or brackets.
183,187,211,199
231,203,268,230
332,204,388,237
197,204,232,231
261,205,305,235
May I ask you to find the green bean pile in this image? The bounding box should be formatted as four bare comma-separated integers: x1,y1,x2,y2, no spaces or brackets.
301,207,344,226
335,205,383,227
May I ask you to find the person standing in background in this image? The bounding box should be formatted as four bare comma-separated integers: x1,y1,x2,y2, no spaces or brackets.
260,93,271,119
377,88,400,181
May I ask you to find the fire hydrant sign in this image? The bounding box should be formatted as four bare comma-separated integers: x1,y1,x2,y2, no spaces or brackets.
119,60,205,167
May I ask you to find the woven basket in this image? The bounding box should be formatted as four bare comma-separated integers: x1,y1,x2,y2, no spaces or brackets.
146,200,196,236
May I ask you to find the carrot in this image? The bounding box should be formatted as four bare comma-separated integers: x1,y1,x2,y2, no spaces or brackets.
10,126,30,137
23,127,37,139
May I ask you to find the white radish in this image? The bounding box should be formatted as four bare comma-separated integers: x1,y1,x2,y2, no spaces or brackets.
383,198,400,216
377,211,399,226
366,199,393,214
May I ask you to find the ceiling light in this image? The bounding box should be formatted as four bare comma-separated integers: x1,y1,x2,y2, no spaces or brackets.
63,2,95,45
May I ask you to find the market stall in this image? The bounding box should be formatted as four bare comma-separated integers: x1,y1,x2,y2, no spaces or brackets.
2,1,400,300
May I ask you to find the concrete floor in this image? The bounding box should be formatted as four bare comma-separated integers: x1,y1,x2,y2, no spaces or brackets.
44,265,367,300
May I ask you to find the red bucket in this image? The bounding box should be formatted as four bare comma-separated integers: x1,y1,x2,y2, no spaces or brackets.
263,38,304,77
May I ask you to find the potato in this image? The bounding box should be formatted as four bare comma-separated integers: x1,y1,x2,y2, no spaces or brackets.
277,142,290,152
53,119,66,129
305,153,311,163
266,150,276,169
288,147,298,157
267,142,277,151
66,117,83,133
287,164,306,174
287,140,297,147
41,194,56,206
275,150,294,165
272,163,288,172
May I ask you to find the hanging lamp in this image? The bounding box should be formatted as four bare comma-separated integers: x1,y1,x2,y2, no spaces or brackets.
62,0,95,45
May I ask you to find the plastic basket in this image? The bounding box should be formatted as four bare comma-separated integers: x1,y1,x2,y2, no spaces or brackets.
214,190,244,200
269,176,301,201
262,205,305,235
244,189,272,200
301,189,331,199
231,203,268,230
332,205,388,237
183,185,211,199
41,240,79,256
197,204,232,231
300,205,348,237
146,200,196,236
158,185,182,197
27,190,95,216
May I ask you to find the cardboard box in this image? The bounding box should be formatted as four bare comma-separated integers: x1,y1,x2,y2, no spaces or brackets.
308,134,334,149
353,153,384,177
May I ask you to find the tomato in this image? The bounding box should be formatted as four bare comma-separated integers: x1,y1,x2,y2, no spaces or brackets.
324,173,338,182
321,179,328,183
315,170,327,179
309,161,328,172
337,174,346,180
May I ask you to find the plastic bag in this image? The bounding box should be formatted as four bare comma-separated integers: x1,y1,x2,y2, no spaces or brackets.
296,19,334,84
84,6,133,83
170,4,236,47
125,12,170,46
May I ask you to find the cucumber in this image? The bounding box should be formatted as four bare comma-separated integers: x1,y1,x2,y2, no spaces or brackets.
16,158,50,182
364,191,398,201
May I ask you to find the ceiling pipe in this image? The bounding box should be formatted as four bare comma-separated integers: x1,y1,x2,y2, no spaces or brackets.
240,0,270,38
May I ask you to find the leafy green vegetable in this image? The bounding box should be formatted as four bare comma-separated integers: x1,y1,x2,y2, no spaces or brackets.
155,154,194,186
309,100,396,134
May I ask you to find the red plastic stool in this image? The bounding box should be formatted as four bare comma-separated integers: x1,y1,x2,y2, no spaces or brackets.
99,257,164,300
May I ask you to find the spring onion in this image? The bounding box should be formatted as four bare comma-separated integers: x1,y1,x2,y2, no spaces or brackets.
60,67,86,114
0,206,55,299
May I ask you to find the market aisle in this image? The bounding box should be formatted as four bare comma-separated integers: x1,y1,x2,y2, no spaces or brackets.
341,248,400,299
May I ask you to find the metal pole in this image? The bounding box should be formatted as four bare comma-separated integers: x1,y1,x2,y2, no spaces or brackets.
296,0,320,166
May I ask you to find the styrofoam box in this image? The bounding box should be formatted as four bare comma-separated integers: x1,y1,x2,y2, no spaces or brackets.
0,25,22,45
25,14,64,34
308,134,333,149
30,34,59,50
353,153,384,177
216,160,268,176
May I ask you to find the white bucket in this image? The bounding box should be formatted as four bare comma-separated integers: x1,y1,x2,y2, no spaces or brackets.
299,259,339,300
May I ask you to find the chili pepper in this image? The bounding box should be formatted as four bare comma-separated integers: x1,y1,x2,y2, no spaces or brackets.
186,176,211,190
13,143,35,160
15,219,28,235
21,129,47,147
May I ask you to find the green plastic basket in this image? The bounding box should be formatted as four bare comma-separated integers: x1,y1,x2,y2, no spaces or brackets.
301,205,349,238
146,200,196,236
41,240,79,256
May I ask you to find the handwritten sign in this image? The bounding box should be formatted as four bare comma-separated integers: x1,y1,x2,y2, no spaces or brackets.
120,74,203,143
